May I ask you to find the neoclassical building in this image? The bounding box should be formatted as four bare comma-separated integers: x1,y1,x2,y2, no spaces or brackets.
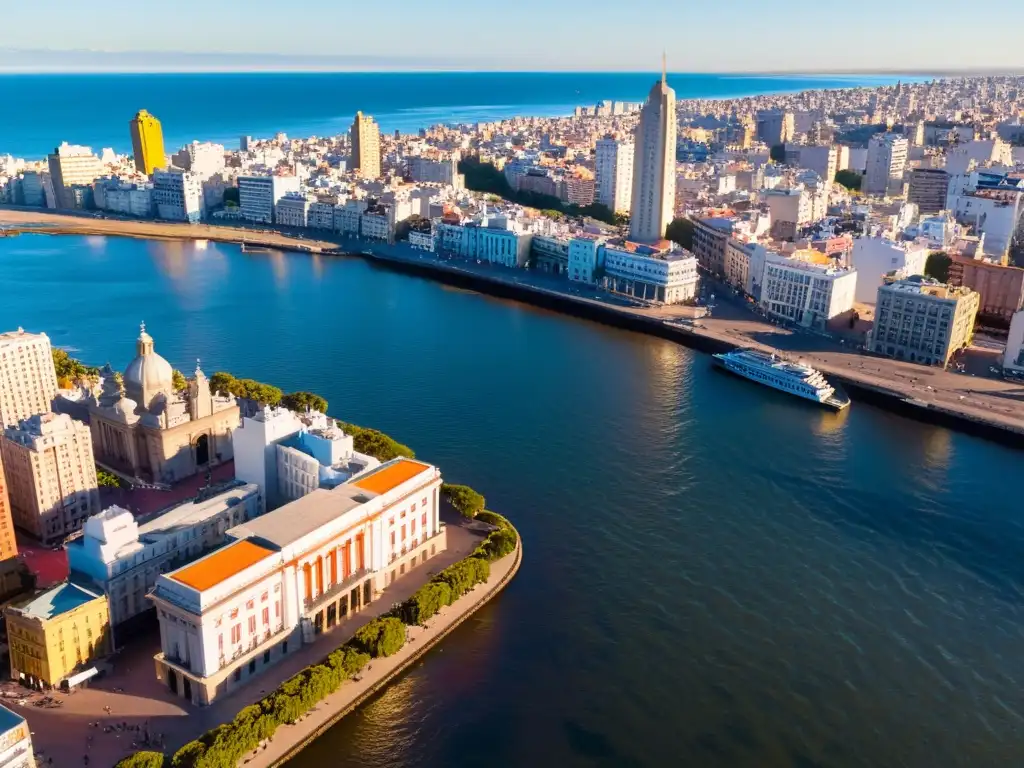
87,325,239,484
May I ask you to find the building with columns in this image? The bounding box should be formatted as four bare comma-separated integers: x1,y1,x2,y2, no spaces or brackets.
149,457,446,705
87,325,238,484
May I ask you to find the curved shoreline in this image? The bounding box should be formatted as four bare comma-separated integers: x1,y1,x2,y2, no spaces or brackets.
252,529,523,768
3,209,1022,450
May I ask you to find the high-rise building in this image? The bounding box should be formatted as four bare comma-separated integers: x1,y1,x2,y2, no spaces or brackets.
863,133,909,197
237,174,302,224
0,328,59,430
1,412,101,545
129,109,166,176
908,167,950,215
629,63,677,243
350,111,382,179
756,110,795,146
595,136,635,214
46,143,104,209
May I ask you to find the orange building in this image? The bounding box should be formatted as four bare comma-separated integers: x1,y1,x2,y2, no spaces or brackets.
949,255,1024,326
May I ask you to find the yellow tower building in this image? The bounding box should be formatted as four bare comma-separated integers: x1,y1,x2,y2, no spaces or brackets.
5,582,111,689
129,109,166,175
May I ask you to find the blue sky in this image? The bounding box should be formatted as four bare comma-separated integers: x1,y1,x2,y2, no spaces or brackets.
2,0,1023,72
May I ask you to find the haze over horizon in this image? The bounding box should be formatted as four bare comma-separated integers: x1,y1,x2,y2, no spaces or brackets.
2,0,1024,73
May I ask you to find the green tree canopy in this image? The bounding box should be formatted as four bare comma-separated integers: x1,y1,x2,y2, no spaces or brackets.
925,251,952,283
281,391,329,414
835,169,863,191
351,616,406,658
115,753,167,768
442,483,485,519
171,369,188,391
97,468,121,488
666,217,695,251
769,143,787,163
209,371,235,397
339,422,415,461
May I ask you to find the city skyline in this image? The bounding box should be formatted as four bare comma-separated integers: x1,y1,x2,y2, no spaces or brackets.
2,0,1024,73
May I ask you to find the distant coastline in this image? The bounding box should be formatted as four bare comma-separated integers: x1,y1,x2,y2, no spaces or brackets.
0,70,901,158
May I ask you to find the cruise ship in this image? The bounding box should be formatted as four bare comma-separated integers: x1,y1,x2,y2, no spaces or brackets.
712,348,850,410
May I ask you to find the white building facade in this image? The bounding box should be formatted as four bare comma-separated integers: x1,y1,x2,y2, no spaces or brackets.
850,237,930,304
595,137,634,214
760,254,857,329
602,244,699,304
150,458,446,705
238,175,301,225
152,170,204,223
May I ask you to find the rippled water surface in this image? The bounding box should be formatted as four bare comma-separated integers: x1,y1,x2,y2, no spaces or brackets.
1,235,1022,767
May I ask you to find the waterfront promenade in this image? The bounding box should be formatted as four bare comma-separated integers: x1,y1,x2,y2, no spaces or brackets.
3,207,1022,443
8,514,514,768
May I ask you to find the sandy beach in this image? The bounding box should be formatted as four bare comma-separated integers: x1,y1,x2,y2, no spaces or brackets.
0,207,338,252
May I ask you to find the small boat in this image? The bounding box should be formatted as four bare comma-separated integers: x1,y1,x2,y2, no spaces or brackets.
712,347,850,410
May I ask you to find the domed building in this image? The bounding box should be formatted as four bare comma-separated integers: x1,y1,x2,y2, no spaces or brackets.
88,324,239,484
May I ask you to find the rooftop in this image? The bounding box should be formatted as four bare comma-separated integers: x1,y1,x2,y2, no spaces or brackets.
169,539,275,592
0,704,25,737
350,457,432,496
12,582,103,621
227,484,370,550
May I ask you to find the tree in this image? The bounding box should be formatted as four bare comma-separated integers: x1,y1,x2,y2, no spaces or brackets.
612,211,630,227
97,469,121,488
835,169,863,192
171,369,188,392
281,391,328,414
209,371,236,397
223,187,240,206
442,483,485,519
351,617,406,658
769,143,787,163
666,217,695,251
170,740,205,768
925,251,952,283
115,753,167,768
339,422,415,461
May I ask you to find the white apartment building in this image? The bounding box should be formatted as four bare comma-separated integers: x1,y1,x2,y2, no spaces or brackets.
360,210,391,241
850,237,930,304
97,181,154,218
238,175,301,225
173,142,226,181
602,243,699,304
1,413,101,544
629,74,677,243
334,199,367,235
951,191,1023,260
476,223,532,268
863,133,909,197
869,277,980,367
274,193,311,228
407,154,463,188
47,143,104,209
568,235,606,284
150,457,446,705
789,145,838,183
408,229,435,251
308,201,336,231
0,329,59,430
152,169,204,224
760,252,857,329
66,483,263,632
762,187,811,240
595,137,634,214
1003,310,1024,375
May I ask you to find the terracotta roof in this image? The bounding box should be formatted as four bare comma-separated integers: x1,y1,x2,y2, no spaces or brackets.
350,458,431,496
170,540,275,592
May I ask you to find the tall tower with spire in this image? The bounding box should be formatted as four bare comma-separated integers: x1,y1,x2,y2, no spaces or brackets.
629,58,677,243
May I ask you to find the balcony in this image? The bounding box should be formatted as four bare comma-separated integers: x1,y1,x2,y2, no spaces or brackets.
303,569,369,615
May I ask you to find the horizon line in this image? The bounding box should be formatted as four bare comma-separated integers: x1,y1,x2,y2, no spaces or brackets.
0,67,1002,76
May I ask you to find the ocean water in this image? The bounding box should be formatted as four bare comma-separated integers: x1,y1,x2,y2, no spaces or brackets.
0,71,901,159
1,234,1023,767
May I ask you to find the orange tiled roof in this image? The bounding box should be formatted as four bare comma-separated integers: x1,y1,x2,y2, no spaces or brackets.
170,540,275,592
351,458,431,496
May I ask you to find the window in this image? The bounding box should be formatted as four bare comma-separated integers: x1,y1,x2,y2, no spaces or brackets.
262,607,269,626
246,599,254,610
231,624,241,644
263,651,271,665
275,600,280,618
234,668,242,682
249,659,256,674
248,616,256,634
422,512,427,528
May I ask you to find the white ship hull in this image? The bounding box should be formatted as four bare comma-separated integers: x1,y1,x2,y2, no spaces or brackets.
713,349,850,411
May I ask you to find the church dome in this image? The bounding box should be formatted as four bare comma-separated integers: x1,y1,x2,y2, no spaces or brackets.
123,323,174,406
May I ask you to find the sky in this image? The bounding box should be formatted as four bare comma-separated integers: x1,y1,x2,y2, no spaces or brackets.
2,0,1024,73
